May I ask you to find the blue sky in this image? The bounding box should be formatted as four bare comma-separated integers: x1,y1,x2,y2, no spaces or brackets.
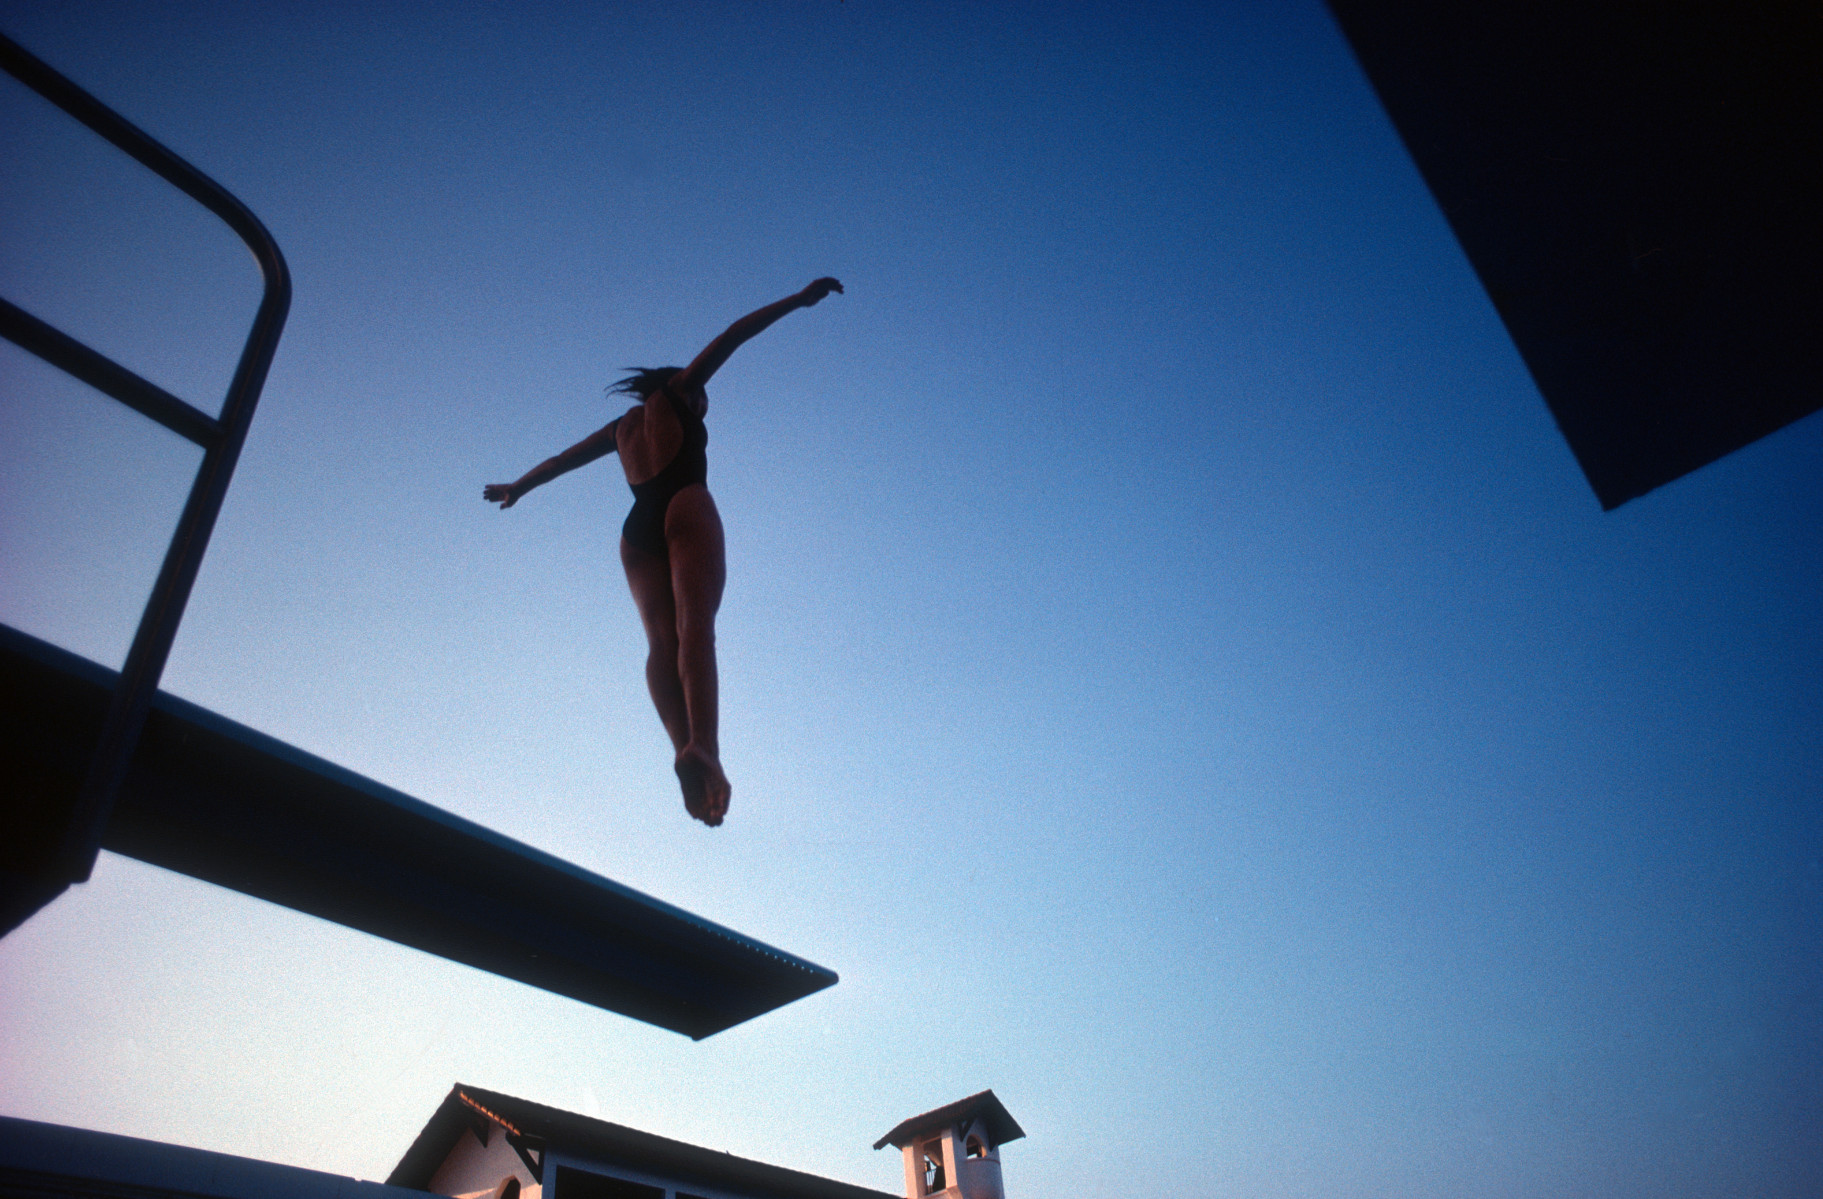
2,2,1819,1196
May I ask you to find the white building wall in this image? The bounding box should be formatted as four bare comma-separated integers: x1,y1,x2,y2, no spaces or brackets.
895,1119,1004,1199
425,1119,542,1199
951,1117,1003,1199
900,1140,921,1199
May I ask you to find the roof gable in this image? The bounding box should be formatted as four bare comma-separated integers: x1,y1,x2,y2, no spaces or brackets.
871,1092,1024,1152
391,1085,897,1199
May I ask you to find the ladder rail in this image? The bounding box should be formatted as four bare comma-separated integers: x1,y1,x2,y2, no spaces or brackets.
0,30,292,886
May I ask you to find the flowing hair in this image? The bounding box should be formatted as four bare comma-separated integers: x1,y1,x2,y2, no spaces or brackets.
607,366,683,401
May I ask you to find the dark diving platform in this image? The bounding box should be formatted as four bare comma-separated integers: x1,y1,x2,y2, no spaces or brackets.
1328,0,1823,508
0,622,836,1039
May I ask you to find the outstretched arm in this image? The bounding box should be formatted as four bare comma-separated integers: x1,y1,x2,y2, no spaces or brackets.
484,418,620,508
674,277,843,390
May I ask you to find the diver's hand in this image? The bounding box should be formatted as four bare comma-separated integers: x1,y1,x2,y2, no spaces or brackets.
799,277,843,306
483,482,520,508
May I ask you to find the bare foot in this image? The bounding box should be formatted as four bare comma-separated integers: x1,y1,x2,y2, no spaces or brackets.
703,759,731,825
676,745,730,826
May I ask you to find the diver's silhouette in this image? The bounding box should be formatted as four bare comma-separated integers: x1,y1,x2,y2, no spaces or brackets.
485,278,843,825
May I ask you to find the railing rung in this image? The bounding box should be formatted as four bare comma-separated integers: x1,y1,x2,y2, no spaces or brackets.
0,297,223,449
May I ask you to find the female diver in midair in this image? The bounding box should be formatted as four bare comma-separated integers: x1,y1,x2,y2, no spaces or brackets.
484,278,843,825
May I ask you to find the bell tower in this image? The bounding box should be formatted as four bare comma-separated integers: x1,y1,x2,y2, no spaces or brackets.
873,1091,1024,1199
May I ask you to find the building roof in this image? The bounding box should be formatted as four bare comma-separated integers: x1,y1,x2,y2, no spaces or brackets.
871,1092,1024,1152
2,1116,421,1199
389,1085,897,1199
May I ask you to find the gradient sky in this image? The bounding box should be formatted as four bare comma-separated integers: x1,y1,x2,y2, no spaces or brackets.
1,3,1818,1197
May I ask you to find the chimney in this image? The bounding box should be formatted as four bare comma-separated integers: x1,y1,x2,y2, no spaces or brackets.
873,1091,1023,1199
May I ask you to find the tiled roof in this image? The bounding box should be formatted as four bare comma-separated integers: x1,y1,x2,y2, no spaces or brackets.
871,1091,1023,1152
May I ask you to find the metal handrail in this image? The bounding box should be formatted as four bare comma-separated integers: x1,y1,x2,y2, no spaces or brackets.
0,31,292,883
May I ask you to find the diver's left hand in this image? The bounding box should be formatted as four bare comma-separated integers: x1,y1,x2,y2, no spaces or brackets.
800,277,844,305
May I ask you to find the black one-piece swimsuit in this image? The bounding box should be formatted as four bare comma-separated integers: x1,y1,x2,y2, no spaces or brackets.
622,385,708,558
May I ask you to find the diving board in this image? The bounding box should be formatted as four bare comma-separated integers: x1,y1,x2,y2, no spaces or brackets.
0,623,837,1038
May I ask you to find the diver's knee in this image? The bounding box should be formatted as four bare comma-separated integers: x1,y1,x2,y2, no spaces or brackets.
646,633,680,668
675,614,716,652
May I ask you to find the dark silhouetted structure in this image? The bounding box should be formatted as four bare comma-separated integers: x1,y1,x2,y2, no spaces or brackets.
0,1116,425,1199
1327,1,1823,507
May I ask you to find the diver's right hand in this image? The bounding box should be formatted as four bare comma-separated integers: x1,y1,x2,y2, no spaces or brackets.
483,483,520,508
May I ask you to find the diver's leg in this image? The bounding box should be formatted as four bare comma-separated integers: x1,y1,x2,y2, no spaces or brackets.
665,486,730,824
620,536,690,757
